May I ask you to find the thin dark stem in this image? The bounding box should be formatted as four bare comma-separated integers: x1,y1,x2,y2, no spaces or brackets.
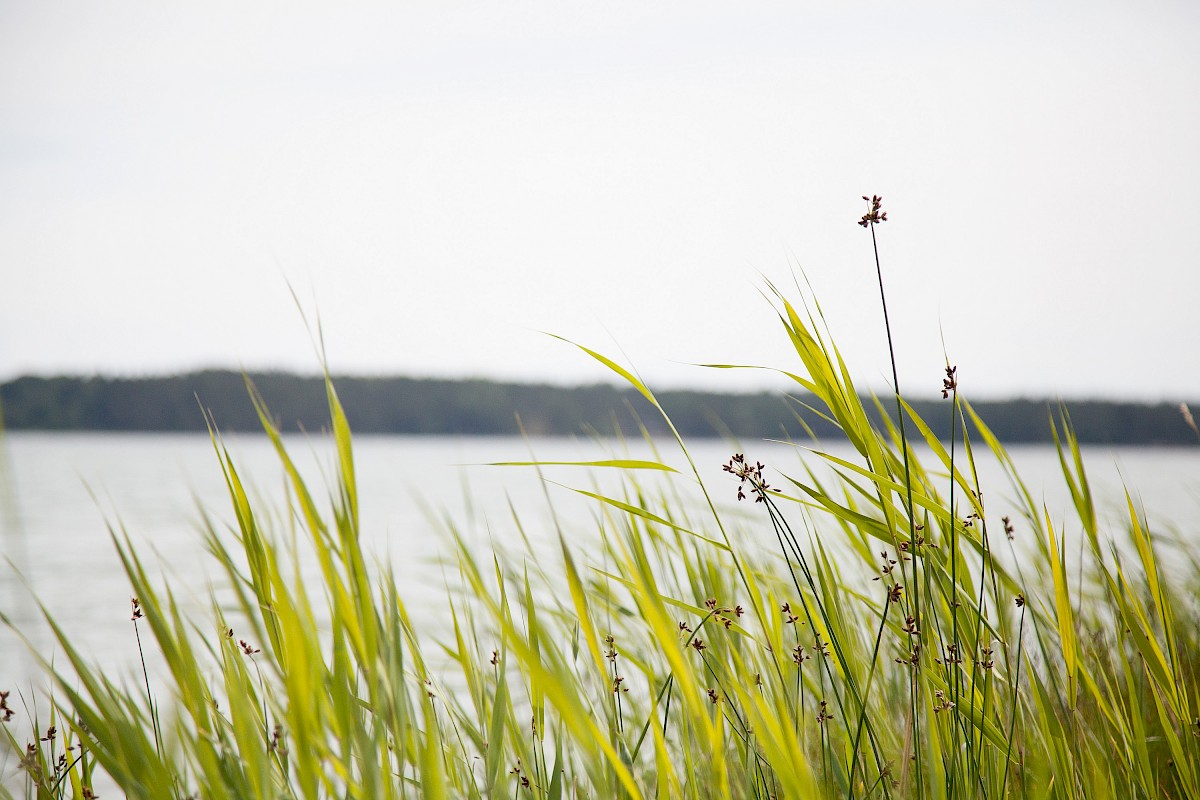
764,499,853,727
47,752,86,796
133,620,162,759
948,382,962,797
1000,606,1027,799
847,589,893,797
610,653,624,735
763,494,891,800
868,211,923,797
699,653,755,748
631,608,720,760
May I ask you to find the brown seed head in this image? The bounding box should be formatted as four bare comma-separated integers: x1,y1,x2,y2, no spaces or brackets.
858,195,887,227
941,365,958,399
724,453,772,502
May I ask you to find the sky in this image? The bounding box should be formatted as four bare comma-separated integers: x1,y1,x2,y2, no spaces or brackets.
2,1,1198,401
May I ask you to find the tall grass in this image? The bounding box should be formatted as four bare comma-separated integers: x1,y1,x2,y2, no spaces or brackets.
3,201,1199,798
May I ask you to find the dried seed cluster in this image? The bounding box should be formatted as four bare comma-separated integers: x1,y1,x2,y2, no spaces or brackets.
858,195,888,227
941,365,958,399
723,454,773,502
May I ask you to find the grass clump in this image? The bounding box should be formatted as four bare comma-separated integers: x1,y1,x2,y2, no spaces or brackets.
3,198,1199,799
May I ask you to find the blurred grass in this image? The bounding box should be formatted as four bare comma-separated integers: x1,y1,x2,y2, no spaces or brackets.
2,288,1198,800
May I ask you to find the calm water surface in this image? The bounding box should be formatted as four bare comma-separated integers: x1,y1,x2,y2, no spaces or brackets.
2,432,1198,694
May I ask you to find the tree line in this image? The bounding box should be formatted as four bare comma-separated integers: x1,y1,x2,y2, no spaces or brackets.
1,370,1197,444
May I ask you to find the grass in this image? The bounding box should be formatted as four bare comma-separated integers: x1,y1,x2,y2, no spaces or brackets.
3,197,1199,798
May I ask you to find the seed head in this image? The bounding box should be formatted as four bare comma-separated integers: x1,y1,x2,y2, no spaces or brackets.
858,195,888,227
941,365,958,399
723,453,772,502
933,689,955,713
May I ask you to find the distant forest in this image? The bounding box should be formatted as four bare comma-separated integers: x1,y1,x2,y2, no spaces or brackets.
2,371,1198,445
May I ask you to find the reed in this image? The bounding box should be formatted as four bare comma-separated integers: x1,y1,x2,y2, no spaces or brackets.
3,199,1198,799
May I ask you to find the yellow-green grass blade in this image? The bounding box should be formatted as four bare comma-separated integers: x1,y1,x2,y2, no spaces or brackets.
488,459,679,472
546,333,659,408
1043,511,1079,710
566,486,731,552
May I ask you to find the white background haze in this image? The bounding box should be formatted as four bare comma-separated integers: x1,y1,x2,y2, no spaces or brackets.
2,1,1198,400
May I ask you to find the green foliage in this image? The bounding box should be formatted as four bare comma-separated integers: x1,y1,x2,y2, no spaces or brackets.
3,287,1199,799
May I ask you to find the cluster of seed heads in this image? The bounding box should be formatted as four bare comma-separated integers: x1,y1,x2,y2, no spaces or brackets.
704,597,744,629
604,635,628,694
896,644,921,668
221,626,260,655
269,724,287,755
723,454,773,502
792,644,811,667
858,195,888,227
941,365,958,399
604,635,618,662
19,742,40,776
813,634,831,659
870,552,905,602
898,532,935,558
978,646,996,671
510,760,532,789
936,644,963,666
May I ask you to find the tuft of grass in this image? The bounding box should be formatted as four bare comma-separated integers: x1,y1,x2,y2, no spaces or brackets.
3,199,1199,798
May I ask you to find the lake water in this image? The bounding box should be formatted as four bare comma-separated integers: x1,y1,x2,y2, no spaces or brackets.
2,431,1199,697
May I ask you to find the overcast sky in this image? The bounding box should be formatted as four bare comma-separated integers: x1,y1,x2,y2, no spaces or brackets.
2,2,1198,401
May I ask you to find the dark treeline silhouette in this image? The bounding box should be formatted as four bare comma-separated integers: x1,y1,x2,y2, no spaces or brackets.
1,371,1196,444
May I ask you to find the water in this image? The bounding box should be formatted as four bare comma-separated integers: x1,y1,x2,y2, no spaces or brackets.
2,432,1198,698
